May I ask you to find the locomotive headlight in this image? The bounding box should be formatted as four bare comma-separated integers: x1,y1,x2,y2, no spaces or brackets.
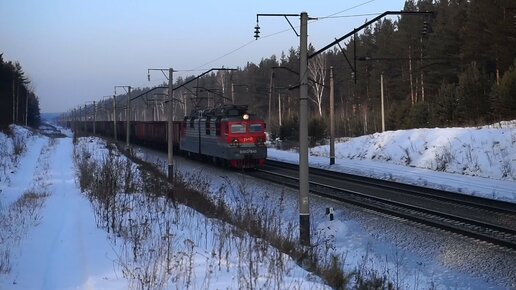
243,114,249,120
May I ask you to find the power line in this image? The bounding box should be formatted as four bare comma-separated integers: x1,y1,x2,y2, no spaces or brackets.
191,0,379,71
193,40,255,70
318,13,383,19
321,0,377,19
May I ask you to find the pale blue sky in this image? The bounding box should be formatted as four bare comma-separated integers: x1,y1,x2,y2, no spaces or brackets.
1,0,407,113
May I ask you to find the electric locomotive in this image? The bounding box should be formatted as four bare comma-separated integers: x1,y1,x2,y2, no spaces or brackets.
180,105,267,168
74,104,267,169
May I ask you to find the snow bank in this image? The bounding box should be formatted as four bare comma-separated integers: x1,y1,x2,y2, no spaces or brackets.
0,125,34,185
310,122,516,181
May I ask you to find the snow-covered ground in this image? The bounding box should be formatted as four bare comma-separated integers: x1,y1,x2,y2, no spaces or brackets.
0,123,515,289
138,121,516,289
269,121,516,203
0,126,329,289
0,127,128,289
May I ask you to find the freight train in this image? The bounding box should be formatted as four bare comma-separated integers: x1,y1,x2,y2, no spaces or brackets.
72,105,267,169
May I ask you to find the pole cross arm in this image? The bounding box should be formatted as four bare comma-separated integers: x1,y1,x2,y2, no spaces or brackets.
309,11,435,59
255,13,300,39
148,68,175,81
130,86,168,102
336,41,355,74
114,85,132,95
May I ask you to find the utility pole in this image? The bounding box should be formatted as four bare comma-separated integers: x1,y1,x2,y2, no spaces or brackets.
278,92,282,127
255,12,311,245
330,66,335,165
231,82,235,104
126,86,132,147
146,67,235,181
93,101,96,135
113,95,117,142
168,68,174,182
268,70,274,131
381,73,385,132
73,108,77,133
115,86,132,147
148,68,175,182
78,106,82,133
299,11,310,245
83,105,87,132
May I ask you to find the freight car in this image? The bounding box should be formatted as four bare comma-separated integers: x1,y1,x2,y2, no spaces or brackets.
73,105,267,169
132,105,267,169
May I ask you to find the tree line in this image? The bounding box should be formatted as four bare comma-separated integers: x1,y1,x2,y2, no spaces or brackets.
0,53,41,129
83,0,515,141
168,0,516,139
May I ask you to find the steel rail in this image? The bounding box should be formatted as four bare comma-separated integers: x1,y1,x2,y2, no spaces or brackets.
265,159,516,214
249,160,516,251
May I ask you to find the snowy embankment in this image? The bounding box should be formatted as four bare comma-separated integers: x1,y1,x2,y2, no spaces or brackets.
269,121,516,202
0,126,32,189
1,126,330,289
74,137,331,289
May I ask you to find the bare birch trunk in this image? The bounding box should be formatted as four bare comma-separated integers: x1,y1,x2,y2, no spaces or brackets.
409,45,414,105
420,37,425,102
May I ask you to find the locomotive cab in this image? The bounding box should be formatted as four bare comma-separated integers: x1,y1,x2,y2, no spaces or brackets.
180,105,267,168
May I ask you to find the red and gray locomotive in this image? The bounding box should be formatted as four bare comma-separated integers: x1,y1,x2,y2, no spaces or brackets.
180,105,267,168
72,104,267,169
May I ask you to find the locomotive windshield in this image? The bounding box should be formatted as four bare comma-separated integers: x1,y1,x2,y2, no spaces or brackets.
249,124,263,132
230,124,246,133
230,123,264,133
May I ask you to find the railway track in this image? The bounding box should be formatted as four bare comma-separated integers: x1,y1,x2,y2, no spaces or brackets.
247,159,516,251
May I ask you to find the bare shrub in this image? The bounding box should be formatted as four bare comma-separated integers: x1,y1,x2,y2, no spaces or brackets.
353,245,395,290
0,135,12,183
77,138,403,289
0,127,28,181
0,249,11,274
0,190,49,274
74,140,176,289
218,177,349,289
74,145,96,192
400,147,411,165
115,195,176,290
494,145,513,179
12,135,27,157
435,145,452,171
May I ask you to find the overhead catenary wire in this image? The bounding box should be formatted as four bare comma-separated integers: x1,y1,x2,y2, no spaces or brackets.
319,13,384,19
191,0,379,71
319,0,377,19
71,1,382,111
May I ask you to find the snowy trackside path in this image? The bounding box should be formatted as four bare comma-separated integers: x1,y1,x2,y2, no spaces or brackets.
2,137,127,290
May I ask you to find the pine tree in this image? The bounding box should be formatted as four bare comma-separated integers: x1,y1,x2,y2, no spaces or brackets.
435,81,459,125
491,61,516,120
455,62,490,124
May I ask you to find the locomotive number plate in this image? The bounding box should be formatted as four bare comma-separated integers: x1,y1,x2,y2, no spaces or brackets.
239,149,257,154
